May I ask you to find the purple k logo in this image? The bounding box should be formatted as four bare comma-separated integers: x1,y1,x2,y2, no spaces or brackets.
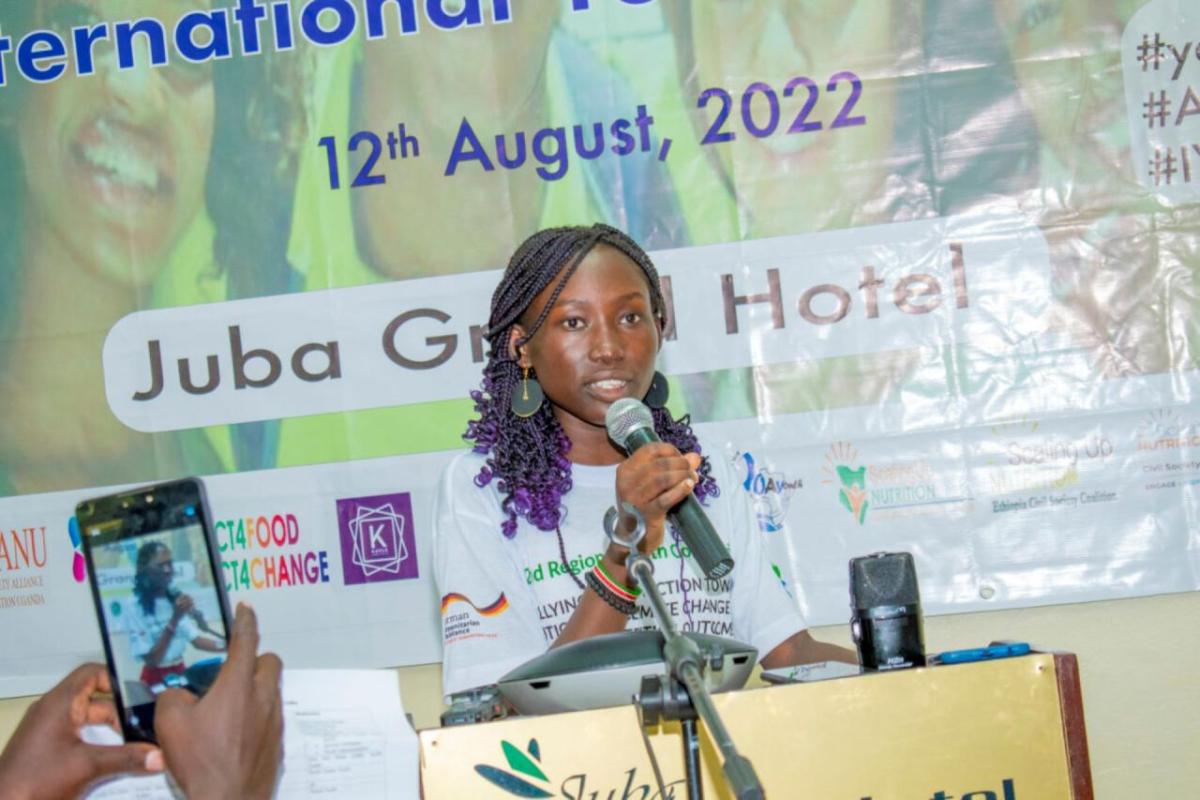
335,493,419,585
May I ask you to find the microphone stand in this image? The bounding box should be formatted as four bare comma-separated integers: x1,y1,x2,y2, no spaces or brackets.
605,505,764,800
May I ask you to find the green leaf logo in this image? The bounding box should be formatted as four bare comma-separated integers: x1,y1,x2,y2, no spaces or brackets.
475,738,552,797
502,740,548,782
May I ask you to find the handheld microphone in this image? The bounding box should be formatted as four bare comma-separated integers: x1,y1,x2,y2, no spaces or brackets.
166,587,213,634
605,398,734,579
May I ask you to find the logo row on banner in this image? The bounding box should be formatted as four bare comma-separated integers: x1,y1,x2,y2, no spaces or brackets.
0,451,453,698
710,394,1200,626
3,396,1200,698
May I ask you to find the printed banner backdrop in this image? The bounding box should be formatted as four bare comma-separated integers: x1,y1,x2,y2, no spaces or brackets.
1,0,1198,696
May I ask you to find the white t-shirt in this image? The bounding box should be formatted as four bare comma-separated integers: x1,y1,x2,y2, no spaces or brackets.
124,596,198,667
433,444,806,695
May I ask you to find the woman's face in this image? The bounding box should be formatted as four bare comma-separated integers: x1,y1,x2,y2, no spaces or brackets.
18,0,215,286
146,546,175,591
676,0,902,235
515,245,661,441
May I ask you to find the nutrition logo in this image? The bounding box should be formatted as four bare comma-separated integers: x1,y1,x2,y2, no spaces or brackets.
822,442,868,524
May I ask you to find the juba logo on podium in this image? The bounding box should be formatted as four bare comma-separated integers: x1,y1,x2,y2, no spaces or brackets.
474,738,682,799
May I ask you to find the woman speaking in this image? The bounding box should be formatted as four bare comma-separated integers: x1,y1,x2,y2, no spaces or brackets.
127,541,225,690
433,224,853,695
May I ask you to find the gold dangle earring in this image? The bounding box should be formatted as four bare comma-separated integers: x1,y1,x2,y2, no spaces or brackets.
511,365,544,418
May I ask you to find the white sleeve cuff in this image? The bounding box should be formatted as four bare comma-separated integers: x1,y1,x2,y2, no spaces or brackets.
442,652,539,700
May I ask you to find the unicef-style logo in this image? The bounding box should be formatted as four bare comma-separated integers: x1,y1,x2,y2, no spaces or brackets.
67,517,87,583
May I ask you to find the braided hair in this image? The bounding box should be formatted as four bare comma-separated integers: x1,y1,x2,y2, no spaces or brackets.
133,541,170,617
466,223,718,538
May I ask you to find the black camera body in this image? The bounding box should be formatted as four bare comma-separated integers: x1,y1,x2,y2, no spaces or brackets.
849,552,926,671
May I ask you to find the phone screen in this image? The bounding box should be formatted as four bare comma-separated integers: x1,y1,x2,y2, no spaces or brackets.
78,479,230,742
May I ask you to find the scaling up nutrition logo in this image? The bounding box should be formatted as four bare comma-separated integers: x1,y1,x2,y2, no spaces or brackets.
983,418,1041,466
983,418,1077,493
334,493,418,585
983,417,1116,496
1136,407,1199,451
822,442,869,524
474,738,682,799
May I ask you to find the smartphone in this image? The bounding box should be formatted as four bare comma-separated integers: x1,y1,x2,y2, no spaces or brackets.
76,478,232,743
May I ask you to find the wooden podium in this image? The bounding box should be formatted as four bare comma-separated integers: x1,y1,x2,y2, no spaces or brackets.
419,653,1092,799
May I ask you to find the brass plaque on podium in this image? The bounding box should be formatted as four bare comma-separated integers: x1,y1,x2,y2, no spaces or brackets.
419,653,1090,798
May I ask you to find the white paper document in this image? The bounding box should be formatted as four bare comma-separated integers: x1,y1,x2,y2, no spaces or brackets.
84,669,419,799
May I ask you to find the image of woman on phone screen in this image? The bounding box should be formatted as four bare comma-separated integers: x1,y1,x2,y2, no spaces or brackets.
126,542,225,691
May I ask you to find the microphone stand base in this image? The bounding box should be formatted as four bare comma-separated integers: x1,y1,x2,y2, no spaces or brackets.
637,675,704,800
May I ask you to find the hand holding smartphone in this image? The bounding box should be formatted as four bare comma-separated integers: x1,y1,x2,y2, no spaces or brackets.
76,478,233,743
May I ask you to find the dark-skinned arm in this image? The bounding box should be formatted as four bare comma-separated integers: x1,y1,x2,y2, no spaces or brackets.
551,444,701,648
142,595,193,668
190,636,227,653
155,604,283,800
760,630,858,668
0,665,163,799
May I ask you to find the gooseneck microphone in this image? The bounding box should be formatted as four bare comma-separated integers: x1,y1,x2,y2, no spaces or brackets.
605,398,735,579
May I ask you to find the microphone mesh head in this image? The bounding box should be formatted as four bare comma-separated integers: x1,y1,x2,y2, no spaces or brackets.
605,398,654,449
849,552,920,609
